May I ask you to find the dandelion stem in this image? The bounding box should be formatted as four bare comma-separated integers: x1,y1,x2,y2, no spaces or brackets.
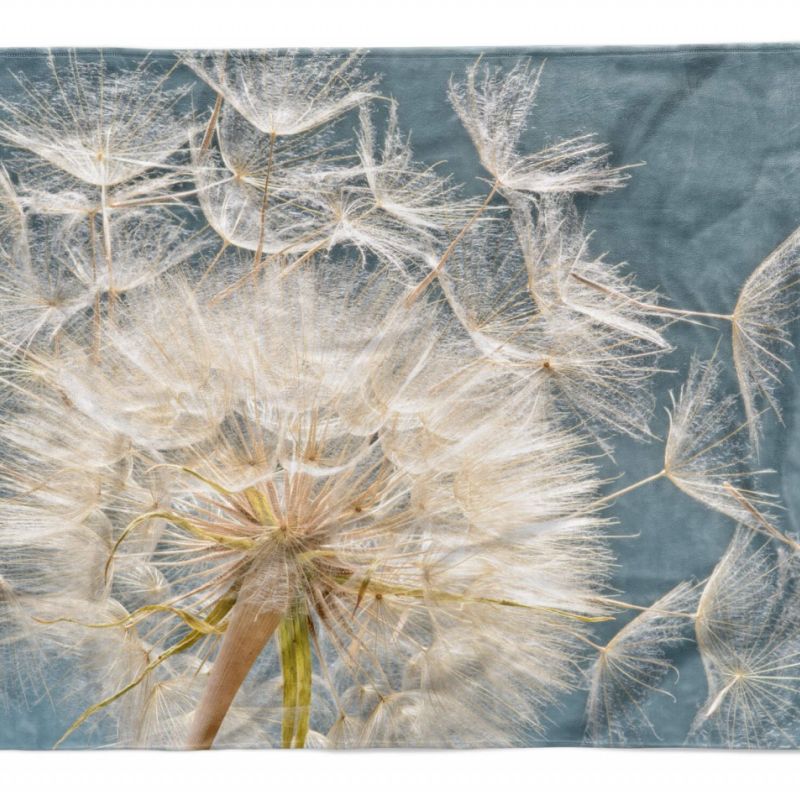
598,469,666,506
277,239,329,279
109,181,224,209
278,603,312,748
87,210,101,362
253,131,278,274
54,589,238,748
100,183,114,315
721,481,800,551
570,273,734,322
200,93,223,153
35,603,228,635
404,179,500,307
704,677,738,719
186,592,283,749
598,596,697,619
197,238,230,286
565,628,605,651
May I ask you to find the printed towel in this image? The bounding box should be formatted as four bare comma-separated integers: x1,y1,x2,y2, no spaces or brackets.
0,46,799,749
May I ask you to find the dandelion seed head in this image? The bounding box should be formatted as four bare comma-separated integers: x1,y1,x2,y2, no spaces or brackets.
0,53,192,187
3,49,796,751
185,50,378,138
449,59,631,196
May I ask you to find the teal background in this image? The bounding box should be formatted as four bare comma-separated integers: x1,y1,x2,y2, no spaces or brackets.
1,45,799,747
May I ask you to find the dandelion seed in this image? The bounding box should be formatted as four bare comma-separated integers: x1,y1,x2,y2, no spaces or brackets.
585,581,699,745
563,225,800,450
690,528,800,747
662,354,778,527
190,98,355,258
0,52,192,187
449,59,631,197
185,50,378,138
439,221,664,440
731,226,800,447
356,102,473,236
0,207,209,349
514,199,670,349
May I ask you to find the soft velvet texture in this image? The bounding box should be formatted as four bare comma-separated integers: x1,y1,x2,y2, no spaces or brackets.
1,45,798,748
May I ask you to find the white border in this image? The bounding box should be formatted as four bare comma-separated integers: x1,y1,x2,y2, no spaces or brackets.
1,3,799,798
1,747,799,799
0,0,795,48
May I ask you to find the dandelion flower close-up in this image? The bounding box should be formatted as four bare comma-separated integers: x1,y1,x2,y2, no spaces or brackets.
0,43,799,754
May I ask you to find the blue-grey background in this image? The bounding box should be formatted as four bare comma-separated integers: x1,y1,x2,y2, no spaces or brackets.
1,46,799,748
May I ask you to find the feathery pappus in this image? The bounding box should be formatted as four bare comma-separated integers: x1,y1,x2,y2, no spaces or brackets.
0,49,798,750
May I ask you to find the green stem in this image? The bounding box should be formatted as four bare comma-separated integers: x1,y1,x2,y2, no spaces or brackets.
54,588,237,748
278,601,312,748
